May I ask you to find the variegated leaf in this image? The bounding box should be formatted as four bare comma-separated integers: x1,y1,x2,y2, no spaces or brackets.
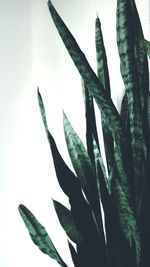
117,0,145,212
111,142,141,265
63,112,105,241
19,204,67,267
53,200,82,244
47,0,123,142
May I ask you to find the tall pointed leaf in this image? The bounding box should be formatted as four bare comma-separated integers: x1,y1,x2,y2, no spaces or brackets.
38,90,107,266
53,200,82,244
117,0,145,212
68,241,80,267
111,143,141,265
95,15,111,96
18,204,67,267
47,0,123,141
81,79,101,166
95,15,114,174
63,112,105,242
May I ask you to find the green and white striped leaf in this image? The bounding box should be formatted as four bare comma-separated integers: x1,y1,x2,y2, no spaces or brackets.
47,0,123,142
18,204,67,267
53,200,82,244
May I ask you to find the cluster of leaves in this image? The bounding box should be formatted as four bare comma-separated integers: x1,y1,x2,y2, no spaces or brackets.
19,0,150,266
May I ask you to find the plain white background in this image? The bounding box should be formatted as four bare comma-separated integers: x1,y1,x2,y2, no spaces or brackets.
0,1,149,266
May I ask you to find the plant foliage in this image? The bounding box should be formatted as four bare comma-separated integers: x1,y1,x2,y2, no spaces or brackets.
19,1,150,266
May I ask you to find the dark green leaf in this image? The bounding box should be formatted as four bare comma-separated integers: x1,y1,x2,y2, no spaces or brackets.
120,92,128,131
63,112,97,204
68,241,80,267
95,15,110,96
144,39,150,58
47,0,123,142
37,91,106,264
147,91,150,134
117,0,146,212
81,79,101,166
38,89,49,137
63,112,105,242
18,204,67,267
53,200,82,244
111,143,141,265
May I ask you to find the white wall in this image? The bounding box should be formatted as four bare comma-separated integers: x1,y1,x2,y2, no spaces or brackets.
0,1,149,267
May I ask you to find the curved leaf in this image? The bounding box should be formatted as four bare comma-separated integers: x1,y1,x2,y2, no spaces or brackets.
18,204,67,267
53,200,82,244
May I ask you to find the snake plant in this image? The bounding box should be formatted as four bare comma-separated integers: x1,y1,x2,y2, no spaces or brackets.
19,1,150,266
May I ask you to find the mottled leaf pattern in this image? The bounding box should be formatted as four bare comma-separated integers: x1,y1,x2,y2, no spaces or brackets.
47,0,123,141
53,200,82,244
19,1,150,267
95,15,114,174
111,142,141,264
81,79,101,166
18,205,67,267
116,0,146,213
95,15,111,97
63,112,105,241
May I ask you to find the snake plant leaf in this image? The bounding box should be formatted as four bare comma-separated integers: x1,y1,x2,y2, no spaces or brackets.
95,15,114,174
68,241,80,267
120,92,128,131
81,79,108,185
18,204,67,267
117,0,146,211
63,112,105,242
95,15,110,97
111,143,141,265
37,100,105,263
81,79,100,166
63,111,98,201
38,88,49,137
53,200,82,244
144,39,150,58
47,0,123,142
147,91,150,134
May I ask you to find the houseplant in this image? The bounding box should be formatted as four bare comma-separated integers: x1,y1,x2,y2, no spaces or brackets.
19,0,150,266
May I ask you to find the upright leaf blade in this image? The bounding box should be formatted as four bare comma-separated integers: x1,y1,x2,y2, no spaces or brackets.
18,204,67,267
81,79,100,166
47,0,123,141
37,91,106,266
63,112,105,243
53,200,82,244
117,0,146,213
95,15,114,174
